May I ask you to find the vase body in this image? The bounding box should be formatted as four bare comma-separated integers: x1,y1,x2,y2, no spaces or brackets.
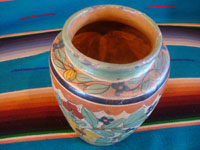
49,5,170,146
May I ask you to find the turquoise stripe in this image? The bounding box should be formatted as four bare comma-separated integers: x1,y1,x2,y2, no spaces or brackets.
0,0,200,35
168,46,200,78
0,52,51,93
0,46,199,93
2,125,200,150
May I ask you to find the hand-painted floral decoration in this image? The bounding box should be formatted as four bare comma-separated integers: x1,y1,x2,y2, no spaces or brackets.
111,82,130,96
99,116,114,125
54,88,161,145
51,37,168,98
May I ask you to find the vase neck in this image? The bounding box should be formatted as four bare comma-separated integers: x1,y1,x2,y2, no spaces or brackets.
62,5,162,81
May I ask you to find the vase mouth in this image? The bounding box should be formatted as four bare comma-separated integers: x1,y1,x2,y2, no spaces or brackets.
62,5,162,80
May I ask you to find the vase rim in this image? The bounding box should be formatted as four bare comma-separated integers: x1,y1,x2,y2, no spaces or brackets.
62,5,162,80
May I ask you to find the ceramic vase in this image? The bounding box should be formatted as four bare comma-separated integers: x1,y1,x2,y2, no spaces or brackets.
49,5,170,146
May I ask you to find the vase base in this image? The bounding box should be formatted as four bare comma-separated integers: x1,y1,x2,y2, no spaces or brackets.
79,136,115,146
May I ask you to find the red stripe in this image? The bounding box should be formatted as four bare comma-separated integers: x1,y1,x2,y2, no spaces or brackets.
146,6,176,8
159,95,200,108
0,0,13,1
0,133,78,144
0,95,200,122
0,106,63,122
20,13,55,20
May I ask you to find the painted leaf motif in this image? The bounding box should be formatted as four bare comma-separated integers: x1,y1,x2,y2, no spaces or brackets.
123,106,146,127
102,118,125,129
132,86,140,92
133,63,150,76
81,107,98,128
92,129,115,137
76,74,93,82
154,56,162,72
68,111,74,120
61,106,73,120
55,49,66,63
124,116,147,128
95,138,111,145
68,63,73,68
74,118,87,127
78,84,87,88
53,59,65,70
141,80,150,93
86,84,110,94
128,77,140,86
148,70,160,81
111,129,126,134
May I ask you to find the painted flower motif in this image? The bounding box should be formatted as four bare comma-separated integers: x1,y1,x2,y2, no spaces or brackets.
111,82,130,96
63,101,83,119
64,69,77,81
77,128,100,142
99,116,114,125
68,119,100,142
53,40,64,51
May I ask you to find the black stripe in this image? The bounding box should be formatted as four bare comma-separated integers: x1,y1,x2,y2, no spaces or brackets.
0,116,70,137
49,57,169,105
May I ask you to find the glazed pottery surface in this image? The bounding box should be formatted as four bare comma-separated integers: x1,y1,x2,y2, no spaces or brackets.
49,5,170,146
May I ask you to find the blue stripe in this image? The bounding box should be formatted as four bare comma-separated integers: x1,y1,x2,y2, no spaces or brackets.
11,67,49,72
171,59,194,62
0,52,51,94
0,46,198,94
168,46,200,78
50,57,169,105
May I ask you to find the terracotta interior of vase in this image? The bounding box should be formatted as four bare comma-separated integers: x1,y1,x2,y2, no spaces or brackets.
67,7,157,64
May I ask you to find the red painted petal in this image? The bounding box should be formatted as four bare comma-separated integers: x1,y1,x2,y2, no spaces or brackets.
62,101,71,111
68,102,78,111
72,110,83,119
63,101,83,119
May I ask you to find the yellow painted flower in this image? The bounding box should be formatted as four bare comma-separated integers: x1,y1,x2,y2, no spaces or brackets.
68,119,100,142
81,128,100,142
64,69,77,81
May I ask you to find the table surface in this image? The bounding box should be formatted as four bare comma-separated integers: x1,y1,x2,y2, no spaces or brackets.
0,1,200,149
